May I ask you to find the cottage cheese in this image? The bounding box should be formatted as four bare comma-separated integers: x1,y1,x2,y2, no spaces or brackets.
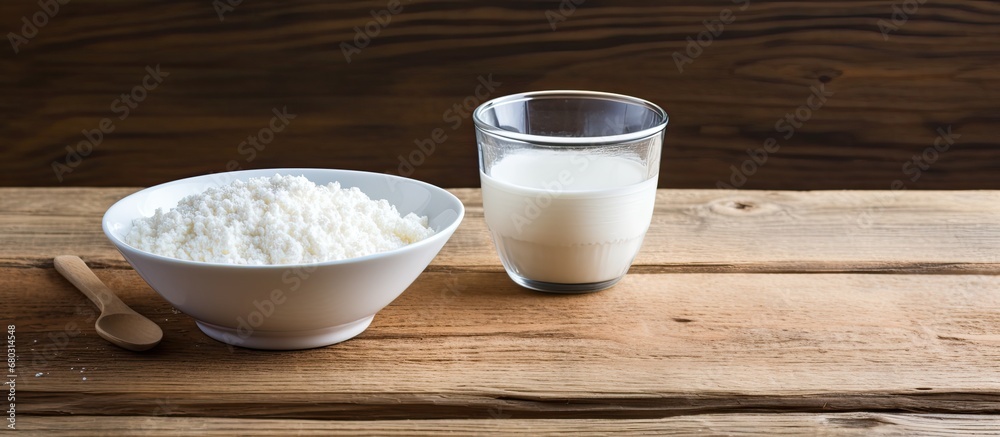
124,174,435,265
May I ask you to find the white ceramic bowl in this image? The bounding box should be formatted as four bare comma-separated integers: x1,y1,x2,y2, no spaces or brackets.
103,169,464,350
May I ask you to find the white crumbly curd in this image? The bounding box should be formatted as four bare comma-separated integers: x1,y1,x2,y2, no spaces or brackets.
124,174,435,265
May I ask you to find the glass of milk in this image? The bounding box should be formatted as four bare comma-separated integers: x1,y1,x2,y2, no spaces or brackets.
474,90,668,293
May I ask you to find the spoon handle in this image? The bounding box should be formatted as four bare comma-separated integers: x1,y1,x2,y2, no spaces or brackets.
54,255,129,314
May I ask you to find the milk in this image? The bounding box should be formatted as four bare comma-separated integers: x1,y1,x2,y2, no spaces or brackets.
481,150,657,285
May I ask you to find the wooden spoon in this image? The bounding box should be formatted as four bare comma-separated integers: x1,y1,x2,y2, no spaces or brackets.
54,255,163,351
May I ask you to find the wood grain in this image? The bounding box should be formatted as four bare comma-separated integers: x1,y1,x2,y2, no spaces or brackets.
7,267,1000,419
5,188,1000,432
2,188,998,273
19,414,1000,436
2,1,999,189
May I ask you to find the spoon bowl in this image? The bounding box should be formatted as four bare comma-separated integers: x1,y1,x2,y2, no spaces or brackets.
96,313,164,352
54,255,163,352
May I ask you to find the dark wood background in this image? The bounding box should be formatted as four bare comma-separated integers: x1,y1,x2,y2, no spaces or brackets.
2,0,998,189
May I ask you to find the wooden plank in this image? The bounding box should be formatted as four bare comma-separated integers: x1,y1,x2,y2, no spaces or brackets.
2,188,999,273
7,268,1000,419
17,413,1000,436
1,1,999,189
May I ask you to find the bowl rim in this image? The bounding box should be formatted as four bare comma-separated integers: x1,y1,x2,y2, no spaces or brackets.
102,168,466,269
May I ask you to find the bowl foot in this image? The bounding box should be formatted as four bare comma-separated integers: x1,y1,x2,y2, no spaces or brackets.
195,316,375,350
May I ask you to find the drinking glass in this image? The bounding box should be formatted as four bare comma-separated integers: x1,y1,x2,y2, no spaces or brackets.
474,90,668,293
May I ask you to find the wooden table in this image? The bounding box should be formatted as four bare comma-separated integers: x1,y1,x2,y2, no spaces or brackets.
4,188,1000,435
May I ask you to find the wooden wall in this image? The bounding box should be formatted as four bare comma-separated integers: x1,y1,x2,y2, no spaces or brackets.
2,0,998,189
